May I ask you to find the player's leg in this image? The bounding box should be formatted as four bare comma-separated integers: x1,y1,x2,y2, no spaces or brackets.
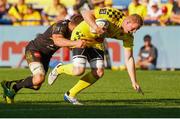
1,50,47,103
64,48,104,105
16,50,48,89
48,26,87,84
48,48,87,85
89,48,104,79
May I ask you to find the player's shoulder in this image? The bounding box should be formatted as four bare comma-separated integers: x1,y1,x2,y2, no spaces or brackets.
53,20,69,30
73,21,89,30
55,20,69,27
51,20,70,35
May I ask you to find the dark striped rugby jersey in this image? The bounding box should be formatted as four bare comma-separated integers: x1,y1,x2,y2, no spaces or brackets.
27,20,71,55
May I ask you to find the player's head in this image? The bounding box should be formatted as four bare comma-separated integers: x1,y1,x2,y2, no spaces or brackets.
91,0,105,8
70,14,84,26
69,14,84,30
122,14,143,34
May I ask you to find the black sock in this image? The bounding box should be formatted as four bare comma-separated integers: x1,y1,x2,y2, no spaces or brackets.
6,79,24,88
13,76,33,93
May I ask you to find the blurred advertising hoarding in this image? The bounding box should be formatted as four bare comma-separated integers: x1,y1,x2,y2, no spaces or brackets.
0,26,180,69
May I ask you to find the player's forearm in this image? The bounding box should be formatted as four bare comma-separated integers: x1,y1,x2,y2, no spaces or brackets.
125,56,137,84
81,10,98,30
53,38,75,47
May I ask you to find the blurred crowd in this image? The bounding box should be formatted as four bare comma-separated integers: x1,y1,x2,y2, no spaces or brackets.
0,0,180,26
129,0,180,26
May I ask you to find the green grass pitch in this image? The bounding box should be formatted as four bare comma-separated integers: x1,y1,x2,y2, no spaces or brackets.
0,68,180,118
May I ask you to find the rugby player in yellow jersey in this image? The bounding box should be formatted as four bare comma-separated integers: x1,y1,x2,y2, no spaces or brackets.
48,7,144,105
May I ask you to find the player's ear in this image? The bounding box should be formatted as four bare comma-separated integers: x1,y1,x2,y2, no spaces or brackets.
125,17,131,24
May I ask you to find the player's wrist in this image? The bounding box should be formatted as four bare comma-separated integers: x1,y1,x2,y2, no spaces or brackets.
131,80,137,85
92,25,98,31
73,41,78,46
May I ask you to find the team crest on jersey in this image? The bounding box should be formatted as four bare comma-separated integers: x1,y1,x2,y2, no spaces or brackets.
99,9,107,14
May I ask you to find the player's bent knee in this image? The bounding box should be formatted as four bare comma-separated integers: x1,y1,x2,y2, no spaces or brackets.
90,59,104,78
92,69,104,79
73,67,85,76
29,62,45,86
72,57,86,76
32,74,45,86
97,70,104,78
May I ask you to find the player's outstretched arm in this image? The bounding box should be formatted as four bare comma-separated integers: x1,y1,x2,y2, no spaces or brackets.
124,48,143,94
52,34,86,48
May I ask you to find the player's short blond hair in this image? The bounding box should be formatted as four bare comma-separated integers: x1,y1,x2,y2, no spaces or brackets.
129,14,143,29
91,0,104,5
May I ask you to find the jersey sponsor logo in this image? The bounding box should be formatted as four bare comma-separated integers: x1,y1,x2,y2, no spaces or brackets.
99,9,107,14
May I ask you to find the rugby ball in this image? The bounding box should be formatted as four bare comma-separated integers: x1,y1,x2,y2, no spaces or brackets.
90,19,109,33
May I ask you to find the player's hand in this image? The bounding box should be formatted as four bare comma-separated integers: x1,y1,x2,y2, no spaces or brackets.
74,40,87,48
52,34,62,39
94,26,105,35
132,82,144,95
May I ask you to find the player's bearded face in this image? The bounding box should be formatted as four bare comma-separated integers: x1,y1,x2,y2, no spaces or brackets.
124,21,139,34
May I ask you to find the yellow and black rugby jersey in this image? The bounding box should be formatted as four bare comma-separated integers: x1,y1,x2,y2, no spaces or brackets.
95,7,134,49
71,7,134,50
94,7,125,28
70,21,104,50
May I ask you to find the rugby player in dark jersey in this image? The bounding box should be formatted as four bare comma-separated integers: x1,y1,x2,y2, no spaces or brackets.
1,14,86,104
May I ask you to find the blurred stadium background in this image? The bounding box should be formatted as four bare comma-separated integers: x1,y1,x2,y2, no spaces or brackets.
0,0,180,70
0,0,180,118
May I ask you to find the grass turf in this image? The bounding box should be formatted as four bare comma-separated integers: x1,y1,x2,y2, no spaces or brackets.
0,68,180,117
